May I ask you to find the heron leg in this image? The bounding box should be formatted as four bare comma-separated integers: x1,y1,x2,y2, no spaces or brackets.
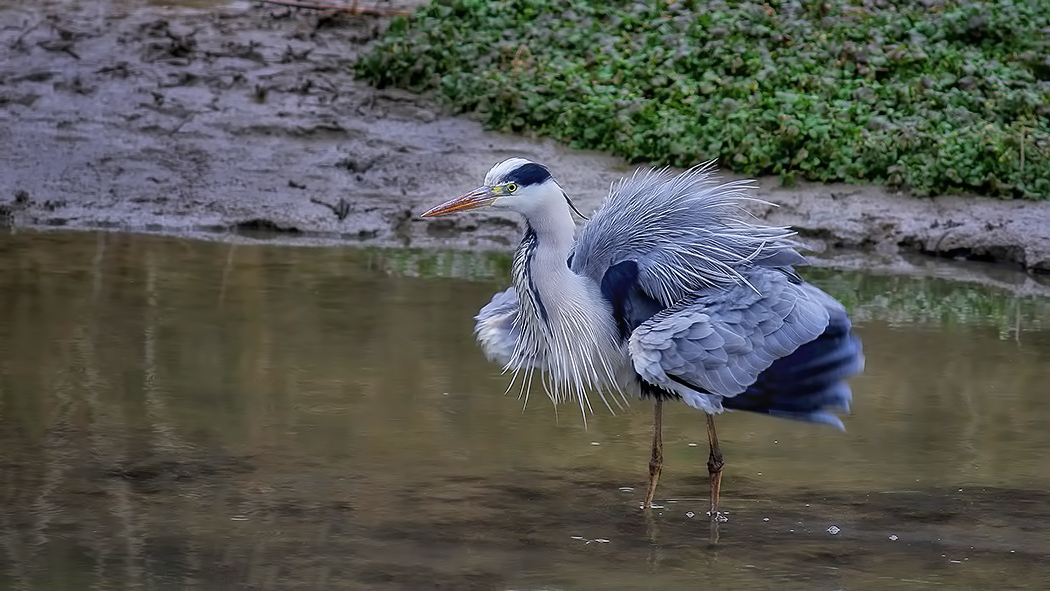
706,414,724,518
643,398,663,509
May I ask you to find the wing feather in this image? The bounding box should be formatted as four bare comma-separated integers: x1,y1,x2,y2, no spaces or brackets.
628,269,831,414
572,163,807,306
474,288,530,367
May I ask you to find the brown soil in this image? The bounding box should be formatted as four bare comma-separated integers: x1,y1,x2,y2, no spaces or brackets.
2,1,1048,278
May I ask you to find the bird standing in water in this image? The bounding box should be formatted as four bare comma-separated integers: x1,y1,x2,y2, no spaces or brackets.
421,158,863,517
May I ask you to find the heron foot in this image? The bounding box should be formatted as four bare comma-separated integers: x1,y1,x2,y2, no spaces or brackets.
643,456,662,510
706,414,724,519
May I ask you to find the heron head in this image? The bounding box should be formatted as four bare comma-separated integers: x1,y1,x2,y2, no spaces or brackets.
421,158,583,219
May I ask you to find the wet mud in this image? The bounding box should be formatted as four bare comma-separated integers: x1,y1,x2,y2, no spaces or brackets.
1,1,1049,273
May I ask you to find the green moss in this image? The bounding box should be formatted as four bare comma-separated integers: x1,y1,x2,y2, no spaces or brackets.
358,0,1050,199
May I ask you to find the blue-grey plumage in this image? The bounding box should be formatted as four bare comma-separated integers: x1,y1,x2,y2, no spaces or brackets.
571,164,808,304
474,287,524,366
629,266,861,428
422,157,864,514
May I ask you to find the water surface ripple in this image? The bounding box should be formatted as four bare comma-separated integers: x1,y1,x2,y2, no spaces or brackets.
2,231,1049,590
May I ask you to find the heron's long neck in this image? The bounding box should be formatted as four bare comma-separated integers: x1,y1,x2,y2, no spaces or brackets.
521,196,578,267
510,206,624,410
512,202,584,329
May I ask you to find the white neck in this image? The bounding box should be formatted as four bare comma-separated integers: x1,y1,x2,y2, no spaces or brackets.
507,189,628,415
526,190,578,259
513,182,583,325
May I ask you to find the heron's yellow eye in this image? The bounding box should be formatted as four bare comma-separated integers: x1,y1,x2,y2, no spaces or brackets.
505,182,518,193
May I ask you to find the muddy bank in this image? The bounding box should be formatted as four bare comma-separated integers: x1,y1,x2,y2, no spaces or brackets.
1,1,1048,274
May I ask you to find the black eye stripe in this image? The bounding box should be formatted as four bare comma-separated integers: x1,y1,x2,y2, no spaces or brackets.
503,162,552,187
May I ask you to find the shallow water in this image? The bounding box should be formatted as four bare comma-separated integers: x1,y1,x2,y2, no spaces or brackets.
2,230,1049,590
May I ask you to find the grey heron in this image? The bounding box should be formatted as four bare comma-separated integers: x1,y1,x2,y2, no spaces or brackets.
421,158,863,517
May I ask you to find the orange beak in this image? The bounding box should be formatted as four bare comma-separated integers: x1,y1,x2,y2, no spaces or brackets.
420,187,495,217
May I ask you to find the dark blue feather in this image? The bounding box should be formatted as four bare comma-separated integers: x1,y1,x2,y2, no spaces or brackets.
723,308,863,428
503,162,552,187
600,260,665,342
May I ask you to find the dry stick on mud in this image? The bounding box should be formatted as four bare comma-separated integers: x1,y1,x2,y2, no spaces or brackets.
254,0,410,16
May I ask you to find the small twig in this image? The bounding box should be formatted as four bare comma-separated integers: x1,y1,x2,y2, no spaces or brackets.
314,73,341,98
168,113,196,135
11,20,44,50
311,197,352,221
254,0,410,16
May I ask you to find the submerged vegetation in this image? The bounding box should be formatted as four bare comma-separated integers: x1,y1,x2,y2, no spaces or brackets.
358,0,1050,199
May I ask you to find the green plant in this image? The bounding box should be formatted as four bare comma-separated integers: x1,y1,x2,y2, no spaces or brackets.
358,0,1050,199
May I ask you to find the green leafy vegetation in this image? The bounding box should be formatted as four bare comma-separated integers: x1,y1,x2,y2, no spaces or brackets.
358,0,1050,198
364,246,1050,335
803,268,1050,335
366,246,513,280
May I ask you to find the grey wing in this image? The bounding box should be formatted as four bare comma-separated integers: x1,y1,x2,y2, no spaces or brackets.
571,164,807,306
474,288,527,366
628,270,836,414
